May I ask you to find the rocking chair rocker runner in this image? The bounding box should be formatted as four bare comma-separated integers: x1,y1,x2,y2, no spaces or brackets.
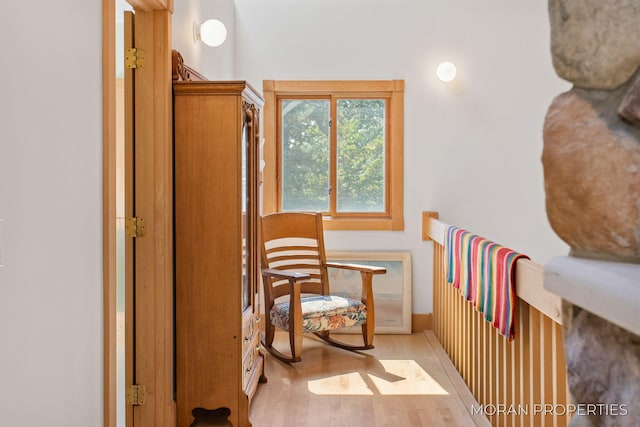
260,212,386,363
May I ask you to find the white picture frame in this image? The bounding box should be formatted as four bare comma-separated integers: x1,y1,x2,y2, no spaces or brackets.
326,251,412,334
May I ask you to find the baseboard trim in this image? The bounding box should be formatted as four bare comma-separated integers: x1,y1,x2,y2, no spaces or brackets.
411,313,432,332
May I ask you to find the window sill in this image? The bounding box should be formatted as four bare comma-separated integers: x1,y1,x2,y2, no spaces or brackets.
322,217,404,231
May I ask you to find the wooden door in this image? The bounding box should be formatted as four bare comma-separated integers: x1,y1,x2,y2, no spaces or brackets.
124,8,176,427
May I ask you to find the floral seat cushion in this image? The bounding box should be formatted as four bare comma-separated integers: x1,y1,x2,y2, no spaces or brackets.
270,295,367,332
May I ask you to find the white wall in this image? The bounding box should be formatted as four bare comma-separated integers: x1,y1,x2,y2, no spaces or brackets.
0,1,103,426
229,0,571,313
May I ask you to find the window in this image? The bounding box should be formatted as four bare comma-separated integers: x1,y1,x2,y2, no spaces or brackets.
263,80,404,231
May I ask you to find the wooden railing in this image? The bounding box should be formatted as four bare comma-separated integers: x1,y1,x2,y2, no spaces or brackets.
422,212,570,427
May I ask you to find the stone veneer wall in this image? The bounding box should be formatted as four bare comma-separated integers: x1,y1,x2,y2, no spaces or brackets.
543,0,640,263
542,1,640,426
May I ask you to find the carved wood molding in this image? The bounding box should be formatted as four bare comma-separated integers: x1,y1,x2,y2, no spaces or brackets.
171,50,208,82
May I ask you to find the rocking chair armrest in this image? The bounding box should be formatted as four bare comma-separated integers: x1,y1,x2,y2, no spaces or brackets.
324,262,387,275
261,268,311,282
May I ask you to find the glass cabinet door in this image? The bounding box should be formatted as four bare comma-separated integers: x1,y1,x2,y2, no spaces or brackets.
241,101,258,312
242,106,250,311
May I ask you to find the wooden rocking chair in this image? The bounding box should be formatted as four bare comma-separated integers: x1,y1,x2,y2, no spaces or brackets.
260,212,386,363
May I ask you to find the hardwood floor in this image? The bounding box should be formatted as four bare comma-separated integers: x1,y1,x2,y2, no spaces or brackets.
250,331,490,427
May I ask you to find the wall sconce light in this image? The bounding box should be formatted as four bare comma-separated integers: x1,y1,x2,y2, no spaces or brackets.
436,61,457,83
194,19,227,47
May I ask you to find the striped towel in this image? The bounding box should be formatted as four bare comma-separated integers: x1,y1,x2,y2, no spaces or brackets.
444,226,529,341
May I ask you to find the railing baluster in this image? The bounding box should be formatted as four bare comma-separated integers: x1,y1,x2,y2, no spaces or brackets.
531,308,542,427
506,334,515,427
557,324,568,427
542,314,554,427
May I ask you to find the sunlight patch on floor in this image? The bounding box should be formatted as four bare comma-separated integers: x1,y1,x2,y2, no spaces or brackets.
368,359,449,395
307,360,449,396
307,371,375,395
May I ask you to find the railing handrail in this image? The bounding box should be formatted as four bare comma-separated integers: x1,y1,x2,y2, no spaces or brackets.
422,212,562,325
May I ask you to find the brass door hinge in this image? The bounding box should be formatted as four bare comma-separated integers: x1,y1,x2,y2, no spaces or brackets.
126,217,146,238
125,48,146,69
126,384,147,406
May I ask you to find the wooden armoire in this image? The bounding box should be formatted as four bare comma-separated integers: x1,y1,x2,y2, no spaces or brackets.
173,62,265,426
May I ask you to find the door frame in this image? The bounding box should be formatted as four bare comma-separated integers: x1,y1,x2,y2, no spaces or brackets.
103,1,175,426
102,1,116,425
